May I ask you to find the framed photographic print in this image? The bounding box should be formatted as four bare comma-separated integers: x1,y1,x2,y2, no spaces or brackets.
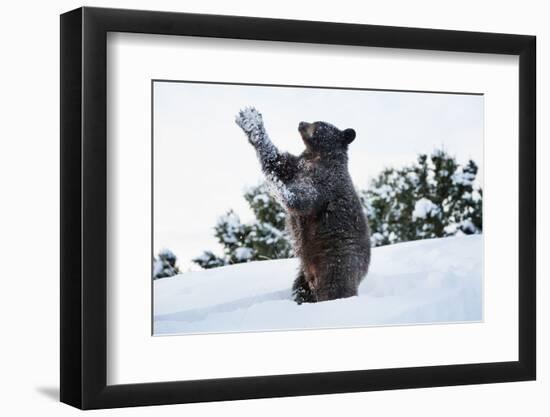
60,6,536,410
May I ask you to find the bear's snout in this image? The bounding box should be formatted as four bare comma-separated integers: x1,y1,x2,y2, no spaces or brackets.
299,122,316,140
298,121,310,132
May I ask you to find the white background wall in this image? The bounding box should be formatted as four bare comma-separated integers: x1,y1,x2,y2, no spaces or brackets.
0,0,545,415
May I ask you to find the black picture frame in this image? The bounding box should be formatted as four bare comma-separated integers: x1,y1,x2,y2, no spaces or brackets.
60,6,536,410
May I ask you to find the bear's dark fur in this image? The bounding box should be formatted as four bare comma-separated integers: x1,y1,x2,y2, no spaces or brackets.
236,107,370,303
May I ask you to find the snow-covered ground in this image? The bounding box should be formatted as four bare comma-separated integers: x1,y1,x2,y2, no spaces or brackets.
154,235,482,335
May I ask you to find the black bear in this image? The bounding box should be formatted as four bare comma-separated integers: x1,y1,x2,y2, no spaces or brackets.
235,107,370,303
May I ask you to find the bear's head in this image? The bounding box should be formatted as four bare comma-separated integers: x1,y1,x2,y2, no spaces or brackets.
298,121,356,155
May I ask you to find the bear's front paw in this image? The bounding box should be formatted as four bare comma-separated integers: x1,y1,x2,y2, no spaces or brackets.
235,107,264,139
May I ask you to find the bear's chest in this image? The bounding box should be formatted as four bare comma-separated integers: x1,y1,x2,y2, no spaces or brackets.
296,157,326,183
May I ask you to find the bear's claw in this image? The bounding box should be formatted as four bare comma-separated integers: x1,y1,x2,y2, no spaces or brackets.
235,106,264,135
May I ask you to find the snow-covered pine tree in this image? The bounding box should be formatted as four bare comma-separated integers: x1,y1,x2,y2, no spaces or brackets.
153,249,180,279
363,149,482,247
192,183,293,269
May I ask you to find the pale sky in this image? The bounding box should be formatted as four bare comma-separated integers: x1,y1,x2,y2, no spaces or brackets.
153,81,483,270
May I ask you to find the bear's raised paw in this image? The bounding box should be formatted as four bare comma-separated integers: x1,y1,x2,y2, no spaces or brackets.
235,106,264,136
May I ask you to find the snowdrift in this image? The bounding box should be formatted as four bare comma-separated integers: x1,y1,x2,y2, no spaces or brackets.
154,235,482,335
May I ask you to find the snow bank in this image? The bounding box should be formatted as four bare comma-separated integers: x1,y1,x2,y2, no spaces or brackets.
154,235,482,335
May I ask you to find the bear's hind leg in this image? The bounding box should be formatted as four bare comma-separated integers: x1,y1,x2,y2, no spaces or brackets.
292,270,315,304
315,266,359,302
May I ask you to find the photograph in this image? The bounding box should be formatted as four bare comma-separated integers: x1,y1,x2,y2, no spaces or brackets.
152,80,484,336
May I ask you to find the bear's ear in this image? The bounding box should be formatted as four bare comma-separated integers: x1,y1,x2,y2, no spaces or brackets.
343,128,356,144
